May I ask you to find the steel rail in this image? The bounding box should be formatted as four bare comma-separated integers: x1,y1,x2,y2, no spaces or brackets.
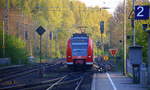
75,76,84,90
0,68,38,83
46,75,68,90
0,76,66,90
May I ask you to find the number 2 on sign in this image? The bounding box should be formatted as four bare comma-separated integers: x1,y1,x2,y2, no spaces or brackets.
137,6,144,17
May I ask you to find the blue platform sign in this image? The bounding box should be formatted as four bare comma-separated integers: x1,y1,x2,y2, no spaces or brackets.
134,5,149,20
36,26,46,36
100,21,104,33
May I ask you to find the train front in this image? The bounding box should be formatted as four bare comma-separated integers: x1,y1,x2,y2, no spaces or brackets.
66,33,93,69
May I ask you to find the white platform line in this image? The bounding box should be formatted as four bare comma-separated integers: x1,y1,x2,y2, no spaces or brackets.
91,73,96,90
106,73,117,90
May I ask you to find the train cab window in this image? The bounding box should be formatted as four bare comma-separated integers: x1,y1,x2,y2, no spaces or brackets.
71,37,88,56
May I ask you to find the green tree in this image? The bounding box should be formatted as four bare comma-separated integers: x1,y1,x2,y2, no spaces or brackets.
0,30,28,64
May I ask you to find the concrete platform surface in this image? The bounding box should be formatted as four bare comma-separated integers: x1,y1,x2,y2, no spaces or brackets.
91,72,147,90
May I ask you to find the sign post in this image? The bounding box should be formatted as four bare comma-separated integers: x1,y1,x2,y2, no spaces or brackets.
36,26,46,77
109,49,118,71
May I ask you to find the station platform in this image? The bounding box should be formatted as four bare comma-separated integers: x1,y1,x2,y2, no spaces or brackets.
91,72,147,90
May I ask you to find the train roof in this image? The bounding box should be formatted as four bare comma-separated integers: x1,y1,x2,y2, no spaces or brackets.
72,33,89,38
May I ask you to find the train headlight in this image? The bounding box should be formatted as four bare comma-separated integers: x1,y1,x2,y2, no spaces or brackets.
68,56,71,58
88,56,91,58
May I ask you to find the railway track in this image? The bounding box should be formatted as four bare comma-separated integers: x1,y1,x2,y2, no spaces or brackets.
0,75,67,90
0,64,40,84
0,65,38,78
0,72,71,90
0,62,67,88
45,72,90,90
0,61,93,90
0,65,25,77
0,71,92,90
0,63,61,81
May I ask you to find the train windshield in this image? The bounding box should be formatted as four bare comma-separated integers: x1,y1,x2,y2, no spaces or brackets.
71,37,88,56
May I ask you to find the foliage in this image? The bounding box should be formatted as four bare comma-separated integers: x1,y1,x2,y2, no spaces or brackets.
0,30,28,64
109,0,150,63
0,0,112,58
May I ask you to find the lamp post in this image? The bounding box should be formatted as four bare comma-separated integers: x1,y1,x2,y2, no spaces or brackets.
99,7,110,55
4,0,9,34
123,0,127,76
2,0,9,58
2,20,5,57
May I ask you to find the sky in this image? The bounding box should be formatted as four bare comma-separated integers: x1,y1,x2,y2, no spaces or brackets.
78,0,124,14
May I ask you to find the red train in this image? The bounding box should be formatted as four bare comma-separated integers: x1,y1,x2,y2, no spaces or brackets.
66,33,93,69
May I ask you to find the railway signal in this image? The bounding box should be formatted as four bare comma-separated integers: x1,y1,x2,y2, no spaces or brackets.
100,21,105,55
36,26,46,36
100,21,104,33
24,31,28,40
36,26,46,77
49,32,53,40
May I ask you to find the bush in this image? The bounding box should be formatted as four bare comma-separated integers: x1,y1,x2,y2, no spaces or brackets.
0,30,28,64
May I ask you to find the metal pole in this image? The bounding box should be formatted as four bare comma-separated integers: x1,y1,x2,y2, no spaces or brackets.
40,36,42,64
46,31,48,58
101,33,102,55
123,0,127,75
55,33,56,57
132,0,136,46
101,33,104,55
34,32,36,56
115,55,117,71
39,35,42,77
131,0,138,82
4,0,9,34
148,31,150,84
50,32,52,57
2,0,9,57
29,35,32,56
109,30,111,48
2,20,5,57
55,32,58,57
101,9,104,55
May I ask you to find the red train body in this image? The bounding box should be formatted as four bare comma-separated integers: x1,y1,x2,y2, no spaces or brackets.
66,33,93,68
